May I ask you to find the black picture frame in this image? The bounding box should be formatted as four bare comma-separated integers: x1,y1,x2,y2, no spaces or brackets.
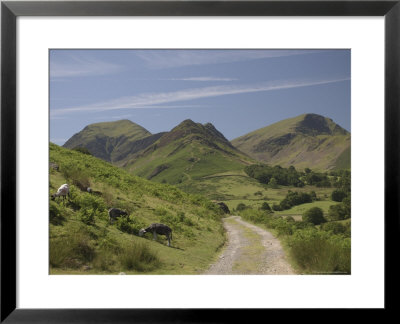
1,0,399,322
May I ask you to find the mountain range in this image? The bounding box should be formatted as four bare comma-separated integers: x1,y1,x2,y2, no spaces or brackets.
63,113,350,183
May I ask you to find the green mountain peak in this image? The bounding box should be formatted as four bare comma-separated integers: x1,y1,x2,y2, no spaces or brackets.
231,113,350,170
63,119,152,163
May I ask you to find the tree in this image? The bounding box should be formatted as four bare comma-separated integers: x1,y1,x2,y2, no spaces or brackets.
331,189,347,202
269,177,278,188
302,207,326,225
260,202,271,211
328,204,346,221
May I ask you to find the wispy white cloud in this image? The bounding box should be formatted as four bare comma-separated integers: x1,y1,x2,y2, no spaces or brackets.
162,77,238,82
135,50,324,69
51,77,349,117
50,55,121,78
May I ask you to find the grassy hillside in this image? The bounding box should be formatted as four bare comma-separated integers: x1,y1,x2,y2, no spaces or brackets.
63,120,156,163
49,143,225,274
231,114,351,170
124,119,253,185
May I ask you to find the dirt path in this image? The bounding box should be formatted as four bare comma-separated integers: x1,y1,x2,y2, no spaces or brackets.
205,216,294,275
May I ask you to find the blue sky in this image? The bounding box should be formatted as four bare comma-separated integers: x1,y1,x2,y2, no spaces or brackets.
50,49,350,144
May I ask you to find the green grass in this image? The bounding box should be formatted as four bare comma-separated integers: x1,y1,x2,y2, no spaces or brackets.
50,143,225,274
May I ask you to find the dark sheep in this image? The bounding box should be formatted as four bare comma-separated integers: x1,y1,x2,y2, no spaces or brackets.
108,208,128,224
139,223,172,247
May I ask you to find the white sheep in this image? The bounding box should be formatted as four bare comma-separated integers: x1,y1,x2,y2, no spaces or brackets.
51,184,69,201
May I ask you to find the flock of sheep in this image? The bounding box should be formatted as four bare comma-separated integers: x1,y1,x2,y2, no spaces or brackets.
51,183,173,247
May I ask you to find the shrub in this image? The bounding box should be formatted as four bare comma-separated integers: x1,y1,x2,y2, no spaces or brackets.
274,218,294,236
260,202,271,211
321,222,347,235
116,217,146,235
331,189,347,202
272,204,283,211
236,203,247,211
286,216,295,222
293,221,315,230
302,207,326,225
78,194,106,213
79,208,96,225
49,200,66,225
328,204,345,221
277,191,313,211
61,166,91,191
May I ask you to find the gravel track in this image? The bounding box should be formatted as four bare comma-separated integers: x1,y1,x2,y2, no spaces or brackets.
205,216,294,275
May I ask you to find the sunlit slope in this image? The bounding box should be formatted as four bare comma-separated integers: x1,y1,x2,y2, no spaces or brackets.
63,120,162,163
49,143,225,274
124,119,254,184
231,114,351,170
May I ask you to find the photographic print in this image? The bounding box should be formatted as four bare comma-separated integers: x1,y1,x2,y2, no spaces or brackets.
49,49,351,275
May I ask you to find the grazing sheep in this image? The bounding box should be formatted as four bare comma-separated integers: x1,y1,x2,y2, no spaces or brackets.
139,223,172,247
108,208,128,224
87,187,92,193
51,184,69,201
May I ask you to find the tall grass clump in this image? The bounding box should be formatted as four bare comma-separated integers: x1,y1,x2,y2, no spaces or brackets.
287,229,351,274
61,165,91,191
118,242,161,272
50,228,95,269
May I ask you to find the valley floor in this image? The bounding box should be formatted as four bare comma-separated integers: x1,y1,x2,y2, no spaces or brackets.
205,216,294,275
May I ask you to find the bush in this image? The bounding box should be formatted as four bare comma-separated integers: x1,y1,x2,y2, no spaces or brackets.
321,222,347,235
236,203,247,211
260,202,271,211
79,208,96,225
302,207,326,225
272,204,283,211
61,166,91,191
49,200,66,225
116,217,146,235
276,191,313,211
286,216,295,222
328,204,347,221
331,189,347,202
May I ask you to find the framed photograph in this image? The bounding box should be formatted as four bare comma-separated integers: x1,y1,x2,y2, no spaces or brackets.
1,0,398,321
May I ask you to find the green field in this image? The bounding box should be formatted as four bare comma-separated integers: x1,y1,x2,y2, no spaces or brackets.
178,170,337,221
